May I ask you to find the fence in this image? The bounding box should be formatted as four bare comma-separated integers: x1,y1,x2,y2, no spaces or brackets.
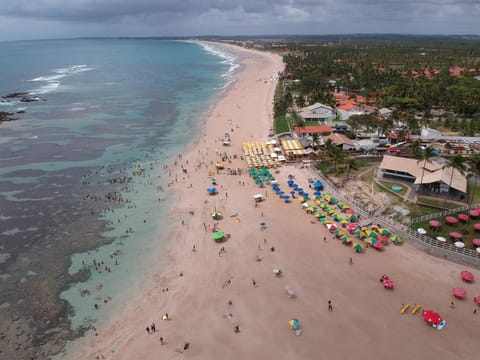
410,203,480,225
307,167,480,268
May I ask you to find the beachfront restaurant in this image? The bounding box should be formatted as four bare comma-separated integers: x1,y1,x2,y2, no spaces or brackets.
379,155,467,199
280,139,306,160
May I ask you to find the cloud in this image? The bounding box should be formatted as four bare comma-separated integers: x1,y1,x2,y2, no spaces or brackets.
0,0,478,40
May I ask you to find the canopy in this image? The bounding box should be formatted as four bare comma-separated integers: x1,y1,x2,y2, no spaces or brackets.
289,318,300,329
461,270,474,282
445,216,458,224
211,232,225,241
458,213,469,222
472,238,480,247
436,236,446,242
417,228,427,235
314,180,324,190
449,232,463,239
455,241,465,248
429,220,441,228
452,287,467,299
423,310,442,326
474,223,480,231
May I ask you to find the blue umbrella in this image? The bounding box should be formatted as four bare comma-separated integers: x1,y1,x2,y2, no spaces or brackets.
314,191,321,196
292,184,298,190
278,191,285,195
303,193,309,198
281,195,290,200
314,180,324,190
296,188,303,193
287,180,294,186
290,191,296,195
271,183,279,189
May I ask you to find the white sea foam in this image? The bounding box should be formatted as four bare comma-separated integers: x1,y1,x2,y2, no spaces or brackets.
198,42,239,89
28,64,93,95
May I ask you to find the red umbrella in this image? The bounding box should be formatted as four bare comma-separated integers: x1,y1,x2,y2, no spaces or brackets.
445,216,458,225
346,223,357,232
472,239,480,247
429,220,441,228
373,242,384,250
458,213,469,222
423,310,442,326
449,232,463,240
452,287,467,299
378,235,389,243
474,223,480,232
474,296,480,304
383,279,394,289
469,210,480,218
461,270,474,282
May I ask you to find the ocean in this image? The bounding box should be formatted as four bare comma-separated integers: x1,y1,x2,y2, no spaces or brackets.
0,39,237,359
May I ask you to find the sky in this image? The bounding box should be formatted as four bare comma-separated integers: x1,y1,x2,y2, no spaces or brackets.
0,0,479,41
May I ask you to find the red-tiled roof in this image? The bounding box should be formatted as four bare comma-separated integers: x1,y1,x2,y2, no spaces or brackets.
295,125,333,134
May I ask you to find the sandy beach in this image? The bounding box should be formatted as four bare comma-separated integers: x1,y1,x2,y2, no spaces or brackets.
67,43,479,360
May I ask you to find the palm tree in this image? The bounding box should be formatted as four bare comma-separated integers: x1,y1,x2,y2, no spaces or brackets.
409,140,422,158
343,157,360,183
416,146,436,195
467,155,480,205
308,133,321,150
442,155,467,209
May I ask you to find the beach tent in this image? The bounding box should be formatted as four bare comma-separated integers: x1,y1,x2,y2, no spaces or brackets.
253,194,264,202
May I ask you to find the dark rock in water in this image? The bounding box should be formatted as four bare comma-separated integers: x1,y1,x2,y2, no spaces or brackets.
0,111,18,123
16,110,26,114
20,96,43,103
2,92,30,99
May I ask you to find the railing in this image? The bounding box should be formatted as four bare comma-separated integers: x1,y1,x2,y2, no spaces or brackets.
410,204,480,225
306,167,480,268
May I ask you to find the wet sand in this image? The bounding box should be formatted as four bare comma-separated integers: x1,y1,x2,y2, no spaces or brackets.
66,43,479,360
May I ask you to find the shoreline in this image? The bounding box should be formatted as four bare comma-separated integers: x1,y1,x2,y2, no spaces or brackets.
64,44,479,360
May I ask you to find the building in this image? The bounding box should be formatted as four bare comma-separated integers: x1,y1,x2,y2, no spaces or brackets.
379,155,467,197
298,103,336,122
323,133,355,151
294,125,333,137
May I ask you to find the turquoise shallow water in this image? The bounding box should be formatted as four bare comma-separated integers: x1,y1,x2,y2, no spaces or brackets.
0,39,237,359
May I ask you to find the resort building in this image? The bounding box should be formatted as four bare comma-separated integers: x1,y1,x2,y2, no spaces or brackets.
378,155,467,198
298,103,336,122
322,133,355,151
294,125,333,137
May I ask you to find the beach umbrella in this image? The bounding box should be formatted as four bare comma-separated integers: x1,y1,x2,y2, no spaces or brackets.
449,232,463,240
378,235,389,243
353,242,364,252
365,237,377,245
474,223,480,232
323,194,331,202
340,219,349,225
469,210,480,218
211,211,222,219
458,213,469,222
314,180,323,190
373,242,384,250
472,239,480,247
281,195,290,201
461,270,474,282
452,287,467,299
289,318,300,329
379,228,391,235
455,241,465,248
287,179,295,187
211,232,225,242
348,214,358,222
273,268,281,275
390,235,403,244
313,191,321,196
423,310,442,327
320,218,331,224
341,236,353,244
346,223,357,233
445,216,458,225
474,296,480,304
429,220,441,229
353,230,363,237
371,224,379,231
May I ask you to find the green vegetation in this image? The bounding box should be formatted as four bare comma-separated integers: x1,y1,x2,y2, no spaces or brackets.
274,114,290,134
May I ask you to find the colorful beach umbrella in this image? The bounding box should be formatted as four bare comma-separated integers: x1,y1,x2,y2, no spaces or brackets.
289,318,300,329
458,213,469,222
353,242,364,252
390,235,403,244
445,216,458,225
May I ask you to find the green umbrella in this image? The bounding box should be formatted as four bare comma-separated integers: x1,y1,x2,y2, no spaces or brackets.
212,232,225,242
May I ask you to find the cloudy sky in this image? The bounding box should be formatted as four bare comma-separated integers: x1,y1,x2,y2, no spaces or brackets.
0,0,478,41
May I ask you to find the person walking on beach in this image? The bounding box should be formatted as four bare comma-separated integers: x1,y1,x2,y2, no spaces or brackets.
328,300,333,311
151,322,156,333
252,278,257,287
159,336,166,345
349,257,353,265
